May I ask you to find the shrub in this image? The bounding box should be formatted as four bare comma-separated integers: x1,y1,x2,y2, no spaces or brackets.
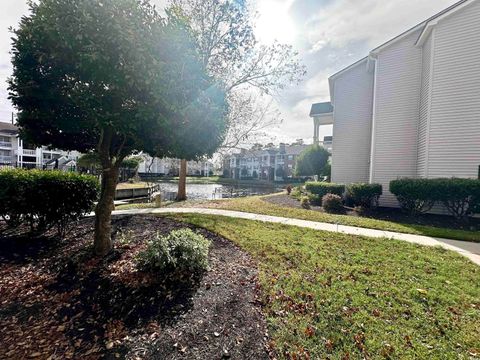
300,196,311,210
389,179,436,215
390,178,480,219
0,169,99,236
346,183,383,209
305,182,345,200
428,178,480,220
308,194,322,206
291,186,303,200
136,229,211,273
322,194,344,213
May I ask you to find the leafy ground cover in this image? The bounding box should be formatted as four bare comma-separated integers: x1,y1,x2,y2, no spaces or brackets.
196,195,480,242
0,216,267,359
174,213,480,359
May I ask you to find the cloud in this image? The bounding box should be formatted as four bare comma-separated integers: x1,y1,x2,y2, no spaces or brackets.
303,0,457,52
0,0,465,143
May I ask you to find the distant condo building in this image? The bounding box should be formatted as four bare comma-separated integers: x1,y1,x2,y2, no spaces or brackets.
225,140,332,181
138,155,214,177
0,122,80,170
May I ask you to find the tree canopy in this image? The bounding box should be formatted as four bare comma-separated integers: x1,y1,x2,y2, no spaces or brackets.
295,145,330,178
167,0,305,149
8,0,228,255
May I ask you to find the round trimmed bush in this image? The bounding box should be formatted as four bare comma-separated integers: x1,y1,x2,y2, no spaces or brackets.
389,178,436,215
300,196,311,210
322,193,344,213
136,229,211,273
427,178,480,220
346,183,382,209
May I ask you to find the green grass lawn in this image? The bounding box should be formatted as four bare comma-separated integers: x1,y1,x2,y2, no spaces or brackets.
114,201,174,211
199,196,480,242
172,214,480,359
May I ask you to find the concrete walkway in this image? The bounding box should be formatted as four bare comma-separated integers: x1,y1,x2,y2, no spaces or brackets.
108,207,480,266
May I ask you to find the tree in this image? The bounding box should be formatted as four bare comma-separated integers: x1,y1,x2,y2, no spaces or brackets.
78,153,141,171
295,145,330,178
9,0,227,256
167,0,305,199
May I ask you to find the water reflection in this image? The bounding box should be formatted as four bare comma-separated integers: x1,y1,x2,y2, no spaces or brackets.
156,181,280,200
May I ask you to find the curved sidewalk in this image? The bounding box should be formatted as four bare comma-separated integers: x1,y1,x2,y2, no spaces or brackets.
109,207,480,266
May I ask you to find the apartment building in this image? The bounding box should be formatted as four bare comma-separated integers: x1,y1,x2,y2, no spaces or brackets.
138,155,214,177
311,0,480,207
227,142,331,181
0,122,79,170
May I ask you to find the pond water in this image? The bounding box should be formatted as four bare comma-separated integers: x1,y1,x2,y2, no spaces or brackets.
156,181,281,201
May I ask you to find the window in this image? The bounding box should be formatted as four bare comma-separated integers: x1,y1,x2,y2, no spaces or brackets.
288,155,293,160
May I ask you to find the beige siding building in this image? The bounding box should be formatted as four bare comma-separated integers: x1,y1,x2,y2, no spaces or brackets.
313,0,480,207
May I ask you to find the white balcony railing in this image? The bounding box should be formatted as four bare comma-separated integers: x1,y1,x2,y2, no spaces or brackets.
0,141,12,148
0,156,12,163
22,149,36,155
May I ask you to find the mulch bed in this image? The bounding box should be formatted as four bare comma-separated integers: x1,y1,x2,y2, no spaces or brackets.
264,194,480,231
0,216,269,359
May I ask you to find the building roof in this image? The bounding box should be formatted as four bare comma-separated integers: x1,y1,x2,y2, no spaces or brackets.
416,0,474,46
0,122,19,135
329,0,473,79
309,102,333,116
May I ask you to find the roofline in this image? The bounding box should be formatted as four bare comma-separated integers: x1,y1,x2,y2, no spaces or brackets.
328,57,368,105
329,56,368,81
371,0,472,54
370,23,425,56
311,111,333,117
416,0,474,46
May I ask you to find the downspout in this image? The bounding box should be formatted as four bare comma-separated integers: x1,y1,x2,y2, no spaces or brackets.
368,55,378,184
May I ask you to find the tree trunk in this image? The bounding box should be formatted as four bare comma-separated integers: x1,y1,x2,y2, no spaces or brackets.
94,166,119,256
177,159,187,201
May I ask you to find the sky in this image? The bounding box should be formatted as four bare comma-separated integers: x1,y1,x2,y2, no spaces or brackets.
0,0,459,145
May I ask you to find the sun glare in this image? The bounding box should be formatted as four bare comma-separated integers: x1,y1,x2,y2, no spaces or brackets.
255,0,296,44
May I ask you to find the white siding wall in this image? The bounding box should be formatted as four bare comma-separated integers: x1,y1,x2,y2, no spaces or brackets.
427,0,480,178
331,60,374,184
371,30,423,206
417,34,433,177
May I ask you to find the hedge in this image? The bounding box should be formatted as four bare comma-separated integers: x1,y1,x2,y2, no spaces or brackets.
346,183,383,209
305,182,345,198
0,169,99,236
390,179,437,215
428,178,480,220
390,178,480,219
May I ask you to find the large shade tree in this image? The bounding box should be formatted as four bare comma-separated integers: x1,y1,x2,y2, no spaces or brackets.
295,145,330,178
167,0,305,200
9,0,227,255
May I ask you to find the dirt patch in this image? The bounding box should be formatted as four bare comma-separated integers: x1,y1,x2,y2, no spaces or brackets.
264,194,480,231
0,216,268,359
